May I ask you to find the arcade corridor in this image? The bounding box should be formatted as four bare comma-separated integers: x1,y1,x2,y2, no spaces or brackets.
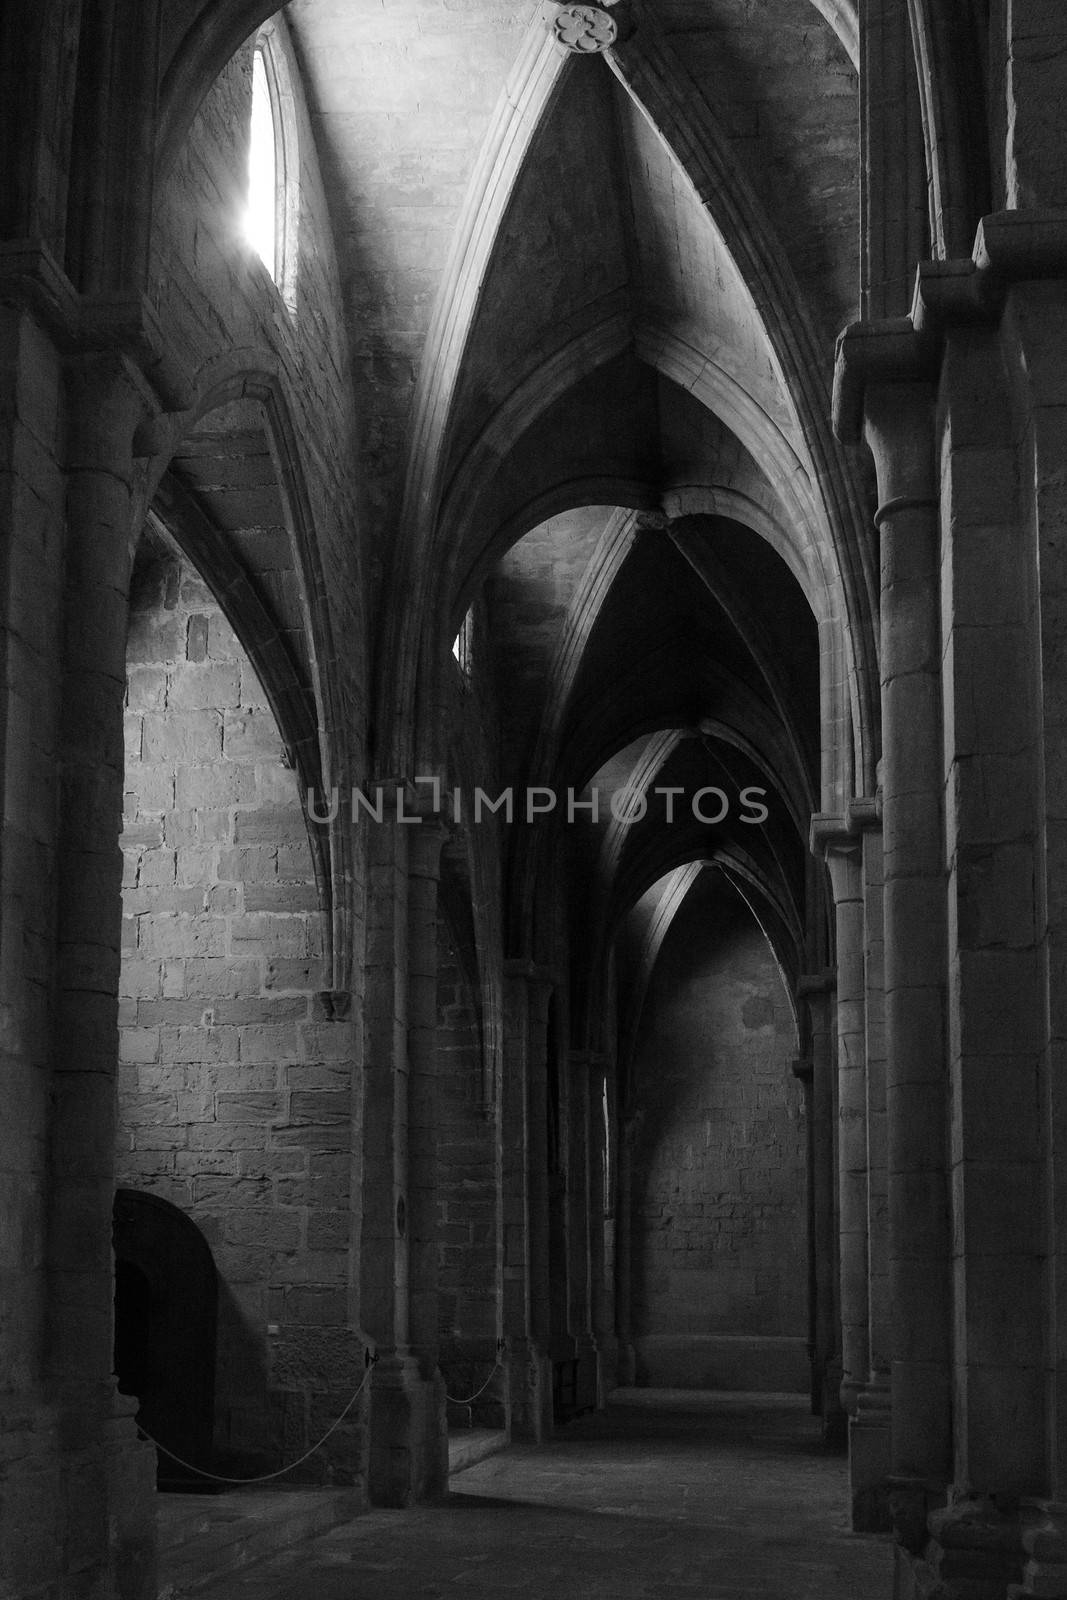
164,1392,893,1599
7,1,1067,1596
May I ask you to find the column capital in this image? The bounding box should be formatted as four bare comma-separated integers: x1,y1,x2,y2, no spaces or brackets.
809,810,861,862
810,799,882,873
833,317,938,446
0,240,195,414
836,210,1067,442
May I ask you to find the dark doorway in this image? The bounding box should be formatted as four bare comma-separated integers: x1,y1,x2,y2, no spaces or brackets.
112,1188,219,1491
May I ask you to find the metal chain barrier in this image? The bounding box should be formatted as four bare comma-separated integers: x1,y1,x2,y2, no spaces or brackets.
135,1364,372,1486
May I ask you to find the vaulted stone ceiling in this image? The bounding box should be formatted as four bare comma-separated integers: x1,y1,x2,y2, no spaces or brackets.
266,0,859,1006
157,0,863,1020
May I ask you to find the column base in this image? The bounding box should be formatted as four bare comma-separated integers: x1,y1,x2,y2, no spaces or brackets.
595,1332,619,1402
1008,1501,1067,1598
0,1386,157,1600
367,1352,447,1506
849,1384,893,1533
506,1337,552,1442
892,1492,1024,1600
571,1333,599,1417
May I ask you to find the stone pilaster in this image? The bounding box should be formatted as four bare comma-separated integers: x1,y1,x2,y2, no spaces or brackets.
789,1054,818,1412
834,223,1067,1588
836,330,953,1546
854,809,892,1533
859,0,927,318
565,1050,598,1411
362,790,447,1505
812,819,869,1424
587,1053,616,1399
407,818,447,1379
797,972,843,1441
501,961,554,1439
0,299,66,1600
50,348,159,1597
1000,3,1067,210
939,325,1045,1513
614,1113,637,1387
1006,269,1067,1534
812,803,892,1531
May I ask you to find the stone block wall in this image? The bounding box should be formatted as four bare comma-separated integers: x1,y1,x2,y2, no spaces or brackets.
435,913,501,1424
630,879,806,1391
117,532,362,1484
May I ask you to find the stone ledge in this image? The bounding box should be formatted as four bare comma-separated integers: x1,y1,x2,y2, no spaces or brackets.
447,1428,508,1477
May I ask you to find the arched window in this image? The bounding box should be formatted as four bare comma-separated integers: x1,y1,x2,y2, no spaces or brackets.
452,605,475,681
244,19,299,312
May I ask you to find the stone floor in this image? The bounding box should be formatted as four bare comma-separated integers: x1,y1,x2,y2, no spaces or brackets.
178,1390,894,1599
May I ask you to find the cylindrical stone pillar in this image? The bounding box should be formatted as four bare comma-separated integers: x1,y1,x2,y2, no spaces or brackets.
406,818,446,1377
587,1054,615,1397
823,835,870,1419
365,795,447,1505
614,1114,637,1386
567,1051,592,1343
501,961,554,1439
49,350,157,1596
800,974,844,1441
864,381,951,1492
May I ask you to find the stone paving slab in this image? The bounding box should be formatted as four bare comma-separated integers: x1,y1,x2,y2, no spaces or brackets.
158,1488,360,1596
183,1391,894,1599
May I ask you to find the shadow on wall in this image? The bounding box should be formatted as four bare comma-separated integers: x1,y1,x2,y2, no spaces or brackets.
113,1188,273,1491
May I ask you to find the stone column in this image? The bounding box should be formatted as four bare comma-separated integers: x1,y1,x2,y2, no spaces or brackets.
813,821,869,1423
361,790,410,1364
406,820,446,1376
836,330,953,1558
838,220,1067,1599
528,975,554,1401
0,301,66,1599
614,1112,637,1387
1000,1,1067,209
48,349,158,1597
867,377,953,1506
853,813,893,1532
587,1054,615,1398
821,804,893,1530
798,973,843,1441
790,1055,817,1410
566,1050,597,1411
859,0,927,319
1008,268,1067,1600
933,319,1045,1593
363,790,447,1505
500,961,553,1439
813,804,891,1529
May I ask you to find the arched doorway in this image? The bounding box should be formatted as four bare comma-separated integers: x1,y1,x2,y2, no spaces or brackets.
112,1188,219,1490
